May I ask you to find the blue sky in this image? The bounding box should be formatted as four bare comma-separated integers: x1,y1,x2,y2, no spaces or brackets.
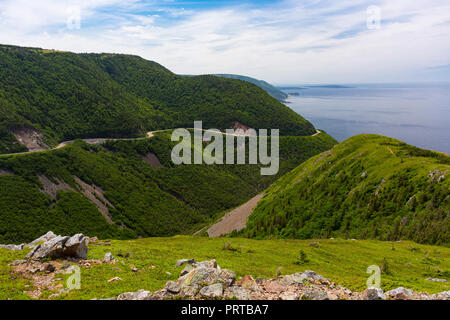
0,0,449,84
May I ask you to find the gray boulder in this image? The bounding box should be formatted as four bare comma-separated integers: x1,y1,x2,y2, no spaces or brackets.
0,244,24,251
26,233,88,260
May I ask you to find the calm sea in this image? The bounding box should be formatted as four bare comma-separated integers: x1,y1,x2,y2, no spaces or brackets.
283,83,450,154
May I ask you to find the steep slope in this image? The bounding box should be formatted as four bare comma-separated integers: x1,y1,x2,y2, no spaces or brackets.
0,44,315,153
213,74,288,102
240,134,449,245
0,132,337,244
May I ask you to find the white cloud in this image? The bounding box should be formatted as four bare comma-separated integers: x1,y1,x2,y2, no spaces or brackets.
0,0,449,83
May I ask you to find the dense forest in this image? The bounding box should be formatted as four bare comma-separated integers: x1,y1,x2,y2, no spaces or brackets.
0,44,315,153
210,74,288,102
0,131,336,244
239,135,449,246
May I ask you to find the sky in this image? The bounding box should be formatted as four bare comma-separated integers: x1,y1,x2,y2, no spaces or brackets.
0,0,449,84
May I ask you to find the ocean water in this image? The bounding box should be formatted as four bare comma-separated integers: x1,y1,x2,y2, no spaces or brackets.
283,83,450,154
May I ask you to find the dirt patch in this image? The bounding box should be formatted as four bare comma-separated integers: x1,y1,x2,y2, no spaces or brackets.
231,121,250,132
38,176,75,199
143,152,163,169
74,176,115,224
207,194,264,237
11,127,49,152
38,175,114,224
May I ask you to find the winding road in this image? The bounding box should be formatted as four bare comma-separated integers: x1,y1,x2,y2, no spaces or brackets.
1,129,322,157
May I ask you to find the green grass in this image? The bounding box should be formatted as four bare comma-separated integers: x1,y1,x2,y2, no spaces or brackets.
1,237,448,300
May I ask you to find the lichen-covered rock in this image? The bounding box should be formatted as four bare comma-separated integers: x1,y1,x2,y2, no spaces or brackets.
219,269,236,287
386,287,413,300
180,264,195,277
165,281,181,294
281,274,303,286
199,283,223,298
301,289,329,300
224,286,250,300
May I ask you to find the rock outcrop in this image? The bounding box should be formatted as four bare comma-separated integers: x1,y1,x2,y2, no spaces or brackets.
0,244,24,251
26,233,88,260
114,259,450,301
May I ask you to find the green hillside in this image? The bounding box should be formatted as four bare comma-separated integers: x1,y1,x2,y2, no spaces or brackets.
0,131,336,244
0,44,315,153
213,74,288,102
240,134,449,245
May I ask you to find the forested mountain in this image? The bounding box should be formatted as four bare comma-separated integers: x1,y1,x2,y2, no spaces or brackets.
0,44,315,153
0,131,336,243
212,74,288,102
240,134,449,245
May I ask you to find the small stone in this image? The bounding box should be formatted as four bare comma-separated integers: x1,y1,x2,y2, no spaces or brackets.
363,288,386,300
108,277,122,283
176,259,195,267
280,292,299,300
9,260,26,266
301,290,329,300
117,290,152,300
425,278,447,282
104,252,114,262
196,259,217,269
42,263,55,273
